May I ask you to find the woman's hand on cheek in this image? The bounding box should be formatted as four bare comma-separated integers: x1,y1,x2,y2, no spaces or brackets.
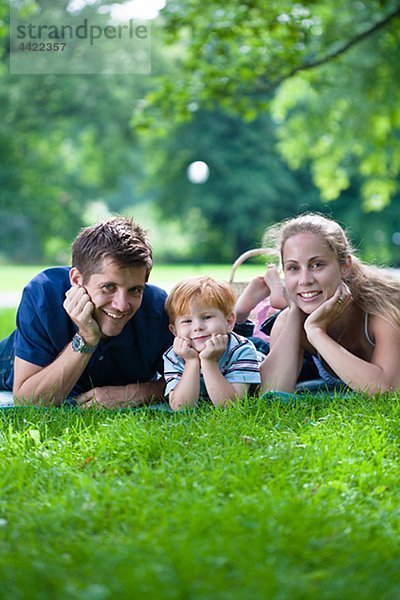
304,282,352,336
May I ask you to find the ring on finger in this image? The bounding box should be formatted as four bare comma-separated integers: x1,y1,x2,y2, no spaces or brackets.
337,297,344,305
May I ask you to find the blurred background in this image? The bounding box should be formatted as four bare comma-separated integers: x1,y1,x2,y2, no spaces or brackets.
1,0,400,267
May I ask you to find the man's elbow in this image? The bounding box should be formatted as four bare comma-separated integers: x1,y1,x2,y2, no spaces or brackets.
12,386,62,407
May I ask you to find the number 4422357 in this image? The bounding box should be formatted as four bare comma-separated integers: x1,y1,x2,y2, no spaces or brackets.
18,42,67,51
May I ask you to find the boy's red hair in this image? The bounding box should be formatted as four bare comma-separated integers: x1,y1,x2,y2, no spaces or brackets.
165,276,236,323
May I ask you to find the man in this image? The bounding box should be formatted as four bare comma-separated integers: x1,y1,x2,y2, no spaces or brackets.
0,216,173,408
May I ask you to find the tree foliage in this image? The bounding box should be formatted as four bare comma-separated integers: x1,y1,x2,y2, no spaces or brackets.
0,0,153,262
140,108,326,261
146,0,400,210
2,1,400,264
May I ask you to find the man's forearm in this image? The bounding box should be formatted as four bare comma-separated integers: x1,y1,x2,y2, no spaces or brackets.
125,378,167,405
73,379,167,409
13,346,93,406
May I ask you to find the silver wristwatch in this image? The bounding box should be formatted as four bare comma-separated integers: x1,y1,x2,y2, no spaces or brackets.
71,333,97,354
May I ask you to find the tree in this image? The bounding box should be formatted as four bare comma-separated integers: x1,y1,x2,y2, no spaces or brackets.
144,0,400,210
140,108,329,261
0,0,155,262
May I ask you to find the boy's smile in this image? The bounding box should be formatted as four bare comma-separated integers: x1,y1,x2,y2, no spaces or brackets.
171,302,235,352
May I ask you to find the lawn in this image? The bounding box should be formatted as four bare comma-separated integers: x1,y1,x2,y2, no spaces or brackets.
0,262,269,293
1,271,399,599
0,308,16,338
0,261,269,331
0,395,399,599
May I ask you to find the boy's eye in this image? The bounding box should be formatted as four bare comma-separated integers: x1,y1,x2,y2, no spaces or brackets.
203,314,213,320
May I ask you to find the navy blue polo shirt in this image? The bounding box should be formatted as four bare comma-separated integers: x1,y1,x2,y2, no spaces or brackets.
9,266,173,397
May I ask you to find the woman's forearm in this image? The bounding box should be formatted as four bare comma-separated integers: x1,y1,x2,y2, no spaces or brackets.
306,327,395,394
260,309,304,393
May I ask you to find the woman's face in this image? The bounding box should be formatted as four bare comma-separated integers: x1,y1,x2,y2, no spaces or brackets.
282,232,348,314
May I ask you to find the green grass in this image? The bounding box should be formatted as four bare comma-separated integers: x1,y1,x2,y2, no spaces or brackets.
0,265,53,292
1,267,399,598
0,262,270,292
0,261,264,336
0,396,399,599
0,309,16,338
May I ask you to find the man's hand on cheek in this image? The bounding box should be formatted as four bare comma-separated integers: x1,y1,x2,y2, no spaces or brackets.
63,285,101,345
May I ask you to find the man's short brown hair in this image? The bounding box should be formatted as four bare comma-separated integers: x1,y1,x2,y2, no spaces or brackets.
165,276,236,323
71,216,153,282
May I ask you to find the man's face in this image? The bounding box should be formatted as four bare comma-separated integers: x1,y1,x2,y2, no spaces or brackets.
80,257,147,338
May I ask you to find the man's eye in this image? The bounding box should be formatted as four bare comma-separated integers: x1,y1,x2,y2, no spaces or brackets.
130,287,143,295
103,284,115,291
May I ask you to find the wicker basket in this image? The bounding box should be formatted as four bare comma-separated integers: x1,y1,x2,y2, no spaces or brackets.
228,248,278,298
228,247,279,339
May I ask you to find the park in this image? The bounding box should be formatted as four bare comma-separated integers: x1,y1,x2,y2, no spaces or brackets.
1,0,400,598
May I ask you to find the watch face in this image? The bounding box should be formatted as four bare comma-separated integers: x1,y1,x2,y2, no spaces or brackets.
72,333,97,354
72,333,96,353
72,334,84,352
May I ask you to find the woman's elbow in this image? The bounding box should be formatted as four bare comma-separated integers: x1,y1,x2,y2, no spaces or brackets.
357,379,397,396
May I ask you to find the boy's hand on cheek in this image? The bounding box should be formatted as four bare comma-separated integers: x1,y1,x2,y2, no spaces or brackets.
199,334,228,362
173,336,199,361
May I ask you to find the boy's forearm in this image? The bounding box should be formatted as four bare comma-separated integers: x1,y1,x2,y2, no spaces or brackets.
169,359,201,410
200,359,241,407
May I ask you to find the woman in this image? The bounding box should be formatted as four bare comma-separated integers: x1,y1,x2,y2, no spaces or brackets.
260,213,400,396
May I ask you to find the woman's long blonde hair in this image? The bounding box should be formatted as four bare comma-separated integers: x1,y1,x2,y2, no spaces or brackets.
263,213,400,328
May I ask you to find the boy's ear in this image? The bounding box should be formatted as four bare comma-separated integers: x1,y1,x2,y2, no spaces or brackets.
226,311,236,333
69,267,83,287
169,323,177,336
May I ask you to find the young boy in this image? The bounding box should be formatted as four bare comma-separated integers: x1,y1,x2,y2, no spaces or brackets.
163,276,261,410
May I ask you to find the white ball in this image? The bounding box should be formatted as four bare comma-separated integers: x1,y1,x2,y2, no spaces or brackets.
187,161,210,184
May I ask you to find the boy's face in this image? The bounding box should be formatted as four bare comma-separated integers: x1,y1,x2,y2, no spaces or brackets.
170,301,235,353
